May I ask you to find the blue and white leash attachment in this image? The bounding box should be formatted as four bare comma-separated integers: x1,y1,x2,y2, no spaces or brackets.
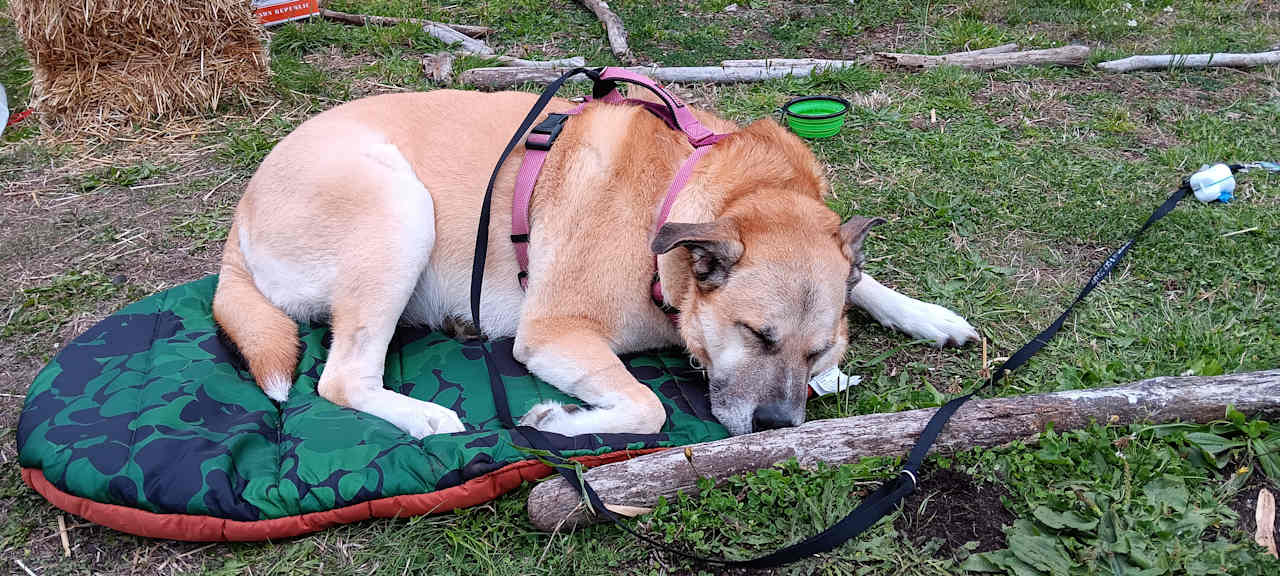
1192,161,1280,203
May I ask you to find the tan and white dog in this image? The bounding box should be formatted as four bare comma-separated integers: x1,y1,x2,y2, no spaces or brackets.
213,89,978,438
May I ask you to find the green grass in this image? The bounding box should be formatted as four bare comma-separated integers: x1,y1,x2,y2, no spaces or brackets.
0,271,144,357
2,0,1279,574
0,0,34,143
75,163,166,192
170,204,234,252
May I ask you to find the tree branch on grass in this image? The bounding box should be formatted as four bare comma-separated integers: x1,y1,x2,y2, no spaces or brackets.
423,54,587,84
459,64,834,88
422,21,494,56
720,43,1021,68
527,369,1280,531
577,0,633,63
876,45,1090,70
1096,51,1280,73
318,8,491,38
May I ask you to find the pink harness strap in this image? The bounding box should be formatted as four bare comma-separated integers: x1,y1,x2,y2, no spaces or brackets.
510,68,727,319
511,103,588,289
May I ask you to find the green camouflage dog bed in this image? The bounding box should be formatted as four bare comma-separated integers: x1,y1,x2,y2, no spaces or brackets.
17,276,727,541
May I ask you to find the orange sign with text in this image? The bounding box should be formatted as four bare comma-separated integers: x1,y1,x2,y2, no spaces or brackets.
253,0,319,27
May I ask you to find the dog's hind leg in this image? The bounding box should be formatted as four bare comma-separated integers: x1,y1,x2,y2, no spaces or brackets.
849,274,979,348
514,318,666,436
313,146,465,439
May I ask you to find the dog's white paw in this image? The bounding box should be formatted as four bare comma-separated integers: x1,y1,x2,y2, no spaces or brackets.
403,401,466,438
895,302,979,348
518,401,584,434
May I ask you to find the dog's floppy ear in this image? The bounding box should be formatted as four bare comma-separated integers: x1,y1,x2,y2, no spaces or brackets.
652,220,743,292
840,216,885,301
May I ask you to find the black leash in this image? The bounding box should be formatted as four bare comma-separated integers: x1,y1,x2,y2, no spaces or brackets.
470,67,602,330
470,69,1255,568
509,177,1204,569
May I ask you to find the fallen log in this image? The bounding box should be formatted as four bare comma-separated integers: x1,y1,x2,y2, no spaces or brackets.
1096,50,1280,73
719,43,1019,68
876,45,1090,70
459,64,828,88
527,369,1280,531
318,8,491,38
578,0,632,62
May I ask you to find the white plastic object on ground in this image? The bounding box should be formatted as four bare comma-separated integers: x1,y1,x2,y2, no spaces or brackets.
808,366,860,396
1189,163,1236,203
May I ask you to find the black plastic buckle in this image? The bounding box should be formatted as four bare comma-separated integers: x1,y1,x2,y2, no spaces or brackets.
526,113,570,151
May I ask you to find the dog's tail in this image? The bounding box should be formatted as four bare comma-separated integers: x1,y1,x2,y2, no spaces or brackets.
213,220,299,402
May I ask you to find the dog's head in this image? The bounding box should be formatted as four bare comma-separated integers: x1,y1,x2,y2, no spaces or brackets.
652,119,882,436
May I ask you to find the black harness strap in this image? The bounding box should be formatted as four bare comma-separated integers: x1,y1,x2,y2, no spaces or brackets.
471,67,1232,568
470,67,601,330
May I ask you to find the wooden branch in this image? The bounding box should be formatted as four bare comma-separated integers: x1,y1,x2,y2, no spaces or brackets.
318,8,491,38
495,56,587,68
421,54,584,84
719,44,1020,70
527,369,1280,531
951,42,1022,56
577,0,633,62
424,22,494,56
876,45,1090,70
422,53,455,84
459,64,838,88
1258,489,1278,558
720,57,872,69
1096,51,1280,73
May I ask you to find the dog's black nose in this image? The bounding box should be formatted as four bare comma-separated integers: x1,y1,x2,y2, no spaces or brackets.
752,404,793,432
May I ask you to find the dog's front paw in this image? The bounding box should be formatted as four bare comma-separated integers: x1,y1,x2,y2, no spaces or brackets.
405,402,466,438
899,302,979,348
518,401,582,431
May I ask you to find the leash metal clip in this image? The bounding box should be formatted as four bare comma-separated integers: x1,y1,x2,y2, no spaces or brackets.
898,468,917,490
1238,160,1280,173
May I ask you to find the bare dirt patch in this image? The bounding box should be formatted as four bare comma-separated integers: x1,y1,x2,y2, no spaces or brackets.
895,465,1015,555
1227,472,1280,543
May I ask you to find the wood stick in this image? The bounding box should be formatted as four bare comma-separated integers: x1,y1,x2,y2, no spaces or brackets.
577,0,632,62
423,22,494,56
14,559,36,576
58,515,71,557
720,44,1018,68
422,53,455,84
1096,51,1280,73
527,369,1280,531
422,54,585,84
1259,488,1278,558
495,56,587,68
876,45,1090,70
719,57,872,69
950,42,1021,56
460,64,830,88
318,8,491,38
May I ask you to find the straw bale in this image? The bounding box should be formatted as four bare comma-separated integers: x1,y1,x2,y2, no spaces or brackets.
10,0,271,130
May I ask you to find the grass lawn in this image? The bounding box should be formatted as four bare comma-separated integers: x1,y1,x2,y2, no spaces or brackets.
2,0,1279,574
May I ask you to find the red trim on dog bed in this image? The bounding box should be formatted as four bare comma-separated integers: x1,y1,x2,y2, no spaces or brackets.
23,447,669,541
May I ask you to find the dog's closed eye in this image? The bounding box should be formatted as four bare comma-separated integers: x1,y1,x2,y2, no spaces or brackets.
738,322,778,353
806,341,834,363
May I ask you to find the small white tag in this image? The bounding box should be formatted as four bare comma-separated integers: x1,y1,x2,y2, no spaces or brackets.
808,366,860,396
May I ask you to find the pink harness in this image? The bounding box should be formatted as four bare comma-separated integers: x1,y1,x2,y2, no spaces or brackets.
509,68,727,320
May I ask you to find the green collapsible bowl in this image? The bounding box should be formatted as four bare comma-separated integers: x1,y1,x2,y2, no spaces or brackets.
781,96,851,139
